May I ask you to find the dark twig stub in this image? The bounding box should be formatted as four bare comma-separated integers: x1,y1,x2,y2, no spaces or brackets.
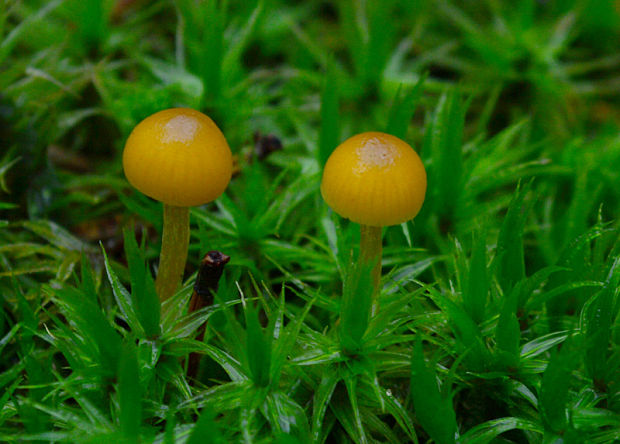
188,250,230,312
187,250,230,381
254,131,283,160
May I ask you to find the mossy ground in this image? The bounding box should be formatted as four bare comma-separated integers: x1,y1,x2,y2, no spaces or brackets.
1,1,619,442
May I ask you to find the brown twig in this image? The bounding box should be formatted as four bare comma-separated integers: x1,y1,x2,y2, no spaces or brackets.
186,251,230,381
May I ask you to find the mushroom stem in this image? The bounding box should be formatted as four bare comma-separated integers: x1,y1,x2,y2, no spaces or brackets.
360,224,382,298
156,204,190,303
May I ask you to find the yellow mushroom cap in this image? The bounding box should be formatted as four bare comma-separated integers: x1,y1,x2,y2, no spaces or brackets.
123,108,232,207
320,132,427,227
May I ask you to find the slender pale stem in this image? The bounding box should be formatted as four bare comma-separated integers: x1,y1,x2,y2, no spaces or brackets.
360,224,382,299
155,204,190,303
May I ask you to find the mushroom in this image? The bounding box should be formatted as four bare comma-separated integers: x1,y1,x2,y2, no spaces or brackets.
320,132,426,296
123,108,232,303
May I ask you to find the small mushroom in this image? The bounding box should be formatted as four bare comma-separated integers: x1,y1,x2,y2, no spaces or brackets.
320,132,426,296
123,108,232,303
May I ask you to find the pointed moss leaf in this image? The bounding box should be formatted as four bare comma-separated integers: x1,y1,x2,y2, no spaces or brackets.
181,380,254,413
53,286,121,374
257,168,319,233
141,56,203,100
339,259,373,353
137,339,161,377
319,59,340,166
0,376,22,414
427,286,488,371
118,340,141,440
343,375,368,444
410,340,457,444
362,411,409,443
385,74,426,139
245,303,272,387
494,182,533,296
163,402,177,444
63,386,113,430
43,311,87,374
241,162,271,219
520,331,568,359
16,396,46,434
118,192,162,232
271,174,320,233
377,382,418,442
312,373,339,443
22,220,92,252
176,0,225,103
458,417,542,442
0,364,25,399
540,339,579,432
330,399,363,443
385,256,441,294
213,287,248,365
365,2,393,85
271,297,314,386
519,265,566,310
425,88,465,220
328,214,359,280
79,254,97,303
584,258,619,381
338,2,365,87
529,280,603,312
14,284,36,332
263,392,310,438
101,244,144,336
0,0,62,62
201,0,225,102
464,231,488,324
217,193,256,242
187,405,225,444
123,228,161,338
495,288,521,369
563,221,609,267
0,324,20,358
222,1,265,78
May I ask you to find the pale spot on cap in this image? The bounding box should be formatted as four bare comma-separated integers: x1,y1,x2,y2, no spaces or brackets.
161,115,199,144
353,137,400,175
